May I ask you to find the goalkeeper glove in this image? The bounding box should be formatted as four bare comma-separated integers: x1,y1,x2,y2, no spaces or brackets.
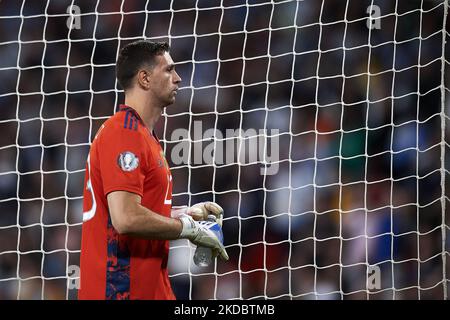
178,214,229,261
187,202,224,226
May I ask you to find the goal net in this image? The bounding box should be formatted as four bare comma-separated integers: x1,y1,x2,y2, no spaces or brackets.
0,0,449,300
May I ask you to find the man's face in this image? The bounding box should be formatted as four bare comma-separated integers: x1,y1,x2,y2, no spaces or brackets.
147,52,181,107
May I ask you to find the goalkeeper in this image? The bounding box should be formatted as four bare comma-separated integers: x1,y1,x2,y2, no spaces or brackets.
78,40,228,300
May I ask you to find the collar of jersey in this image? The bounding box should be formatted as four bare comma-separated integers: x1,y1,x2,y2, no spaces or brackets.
118,104,161,143
118,104,145,126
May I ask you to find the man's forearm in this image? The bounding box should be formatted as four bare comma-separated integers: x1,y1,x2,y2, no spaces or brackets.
121,203,183,240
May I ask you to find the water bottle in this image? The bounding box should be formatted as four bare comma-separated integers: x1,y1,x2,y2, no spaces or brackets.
193,215,222,267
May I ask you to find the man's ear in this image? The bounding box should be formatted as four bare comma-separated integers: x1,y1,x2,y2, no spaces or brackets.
137,69,151,89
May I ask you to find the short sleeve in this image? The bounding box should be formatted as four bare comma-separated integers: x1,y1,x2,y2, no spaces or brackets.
97,123,149,197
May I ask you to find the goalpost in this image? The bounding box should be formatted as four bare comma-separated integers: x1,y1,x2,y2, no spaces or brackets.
0,0,448,300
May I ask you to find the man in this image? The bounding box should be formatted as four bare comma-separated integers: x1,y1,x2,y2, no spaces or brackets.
78,40,228,300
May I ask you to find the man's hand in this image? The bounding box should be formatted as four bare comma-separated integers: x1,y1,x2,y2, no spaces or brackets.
187,202,224,226
178,214,229,261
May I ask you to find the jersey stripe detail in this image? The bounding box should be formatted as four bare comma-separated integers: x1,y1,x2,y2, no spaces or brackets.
128,115,134,130
123,111,138,131
124,110,130,129
132,115,138,130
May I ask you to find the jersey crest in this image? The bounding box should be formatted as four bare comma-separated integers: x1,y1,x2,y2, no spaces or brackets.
117,151,139,171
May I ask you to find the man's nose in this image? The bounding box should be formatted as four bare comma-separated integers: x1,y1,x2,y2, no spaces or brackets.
174,71,181,83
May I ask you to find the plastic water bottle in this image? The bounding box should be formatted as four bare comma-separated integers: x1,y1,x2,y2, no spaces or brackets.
193,215,221,267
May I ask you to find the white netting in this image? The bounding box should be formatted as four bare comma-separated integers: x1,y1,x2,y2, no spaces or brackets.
0,0,449,300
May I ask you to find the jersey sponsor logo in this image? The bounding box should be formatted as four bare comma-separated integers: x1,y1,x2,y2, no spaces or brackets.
117,151,139,172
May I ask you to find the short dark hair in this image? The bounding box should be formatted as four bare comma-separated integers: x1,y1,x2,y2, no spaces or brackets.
116,40,170,90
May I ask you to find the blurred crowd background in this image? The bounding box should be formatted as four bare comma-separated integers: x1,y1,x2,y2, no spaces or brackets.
0,0,449,299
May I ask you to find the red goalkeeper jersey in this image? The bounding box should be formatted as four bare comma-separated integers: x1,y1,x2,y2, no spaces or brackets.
78,104,175,300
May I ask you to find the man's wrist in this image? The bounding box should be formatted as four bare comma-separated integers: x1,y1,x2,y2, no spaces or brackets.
178,214,197,239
